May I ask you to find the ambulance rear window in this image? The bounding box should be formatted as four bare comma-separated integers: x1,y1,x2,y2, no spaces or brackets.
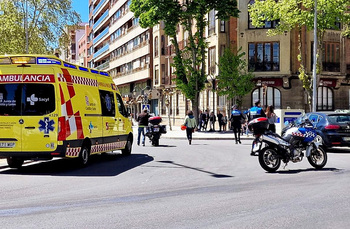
0,84,55,116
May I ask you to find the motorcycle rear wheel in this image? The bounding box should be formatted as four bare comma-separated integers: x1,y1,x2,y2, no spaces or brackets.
258,147,281,173
307,145,327,169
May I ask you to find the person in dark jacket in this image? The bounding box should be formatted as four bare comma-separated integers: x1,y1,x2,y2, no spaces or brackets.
209,111,216,131
217,111,223,132
230,105,245,144
136,109,150,146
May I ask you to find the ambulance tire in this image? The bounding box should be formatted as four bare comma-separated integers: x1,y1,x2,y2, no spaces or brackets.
78,145,90,166
7,157,24,169
122,136,132,156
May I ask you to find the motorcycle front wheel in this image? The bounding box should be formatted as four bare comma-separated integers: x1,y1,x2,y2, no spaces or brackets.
258,147,281,173
307,145,327,169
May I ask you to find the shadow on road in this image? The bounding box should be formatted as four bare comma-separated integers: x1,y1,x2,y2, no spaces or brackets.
158,160,233,178
275,167,342,174
0,153,153,177
326,147,350,154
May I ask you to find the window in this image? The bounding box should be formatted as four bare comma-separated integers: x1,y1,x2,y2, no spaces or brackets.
154,36,159,57
208,9,216,36
249,42,279,71
322,42,340,72
99,90,115,116
220,20,225,32
0,84,55,116
252,87,281,109
317,86,333,111
208,46,216,75
248,0,279,29
115,93,128,117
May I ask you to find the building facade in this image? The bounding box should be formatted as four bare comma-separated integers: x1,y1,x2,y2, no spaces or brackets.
89,0,154,119
86,0,350,128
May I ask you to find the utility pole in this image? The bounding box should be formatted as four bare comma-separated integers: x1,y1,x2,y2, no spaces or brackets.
312,0,317,112
25,0,29,54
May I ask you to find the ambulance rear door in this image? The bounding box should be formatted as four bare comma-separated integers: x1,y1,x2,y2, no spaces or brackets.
0,66,23,152
20,67,58,152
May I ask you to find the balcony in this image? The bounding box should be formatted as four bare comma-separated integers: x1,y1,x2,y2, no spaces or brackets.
93,26,109,44
93,0,107,15
94,43,109,59
93,10,109,31
95,60,110,70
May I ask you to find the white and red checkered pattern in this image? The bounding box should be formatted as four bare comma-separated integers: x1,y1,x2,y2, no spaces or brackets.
91,141,127,154
71,75,98,87
58,69,84,140
292,132,304,137
66,147,81,157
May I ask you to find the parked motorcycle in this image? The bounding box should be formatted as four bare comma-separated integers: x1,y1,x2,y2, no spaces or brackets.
145,116,167,146
248,117,327,172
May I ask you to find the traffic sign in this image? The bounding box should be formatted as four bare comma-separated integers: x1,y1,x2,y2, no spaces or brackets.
142,104,150,111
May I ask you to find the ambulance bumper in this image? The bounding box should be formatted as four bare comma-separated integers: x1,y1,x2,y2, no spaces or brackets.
0,145,66,159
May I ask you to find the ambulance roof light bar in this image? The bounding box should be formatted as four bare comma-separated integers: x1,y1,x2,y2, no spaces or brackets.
11,56,36,64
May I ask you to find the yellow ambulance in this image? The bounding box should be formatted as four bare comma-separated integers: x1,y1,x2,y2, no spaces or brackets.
0,55,133,168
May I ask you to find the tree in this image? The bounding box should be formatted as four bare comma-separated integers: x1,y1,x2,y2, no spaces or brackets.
217,47,255,108
130,0,239,123
0,0,81,54
248,0,350,110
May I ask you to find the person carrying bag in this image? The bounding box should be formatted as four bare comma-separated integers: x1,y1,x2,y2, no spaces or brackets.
184,110,197,145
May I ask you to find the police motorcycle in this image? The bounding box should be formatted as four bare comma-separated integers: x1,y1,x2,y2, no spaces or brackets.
145,116,167,146
248,117,327,172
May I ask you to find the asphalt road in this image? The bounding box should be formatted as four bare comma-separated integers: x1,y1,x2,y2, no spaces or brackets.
1,139,350,229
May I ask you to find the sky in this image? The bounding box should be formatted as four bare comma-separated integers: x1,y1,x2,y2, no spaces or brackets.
72,0,89,23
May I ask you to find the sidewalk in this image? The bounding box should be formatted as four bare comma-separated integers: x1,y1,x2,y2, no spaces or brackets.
133,125,254,140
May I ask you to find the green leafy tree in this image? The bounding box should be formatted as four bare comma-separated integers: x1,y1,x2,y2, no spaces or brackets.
217,47,255,107
248,0,350,110
0,0,81,54
131,0,239,122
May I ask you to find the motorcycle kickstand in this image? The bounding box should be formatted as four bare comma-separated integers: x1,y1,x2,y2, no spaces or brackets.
283,163,288,169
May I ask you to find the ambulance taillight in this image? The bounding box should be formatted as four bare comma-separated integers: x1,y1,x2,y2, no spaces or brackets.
58,116,66,141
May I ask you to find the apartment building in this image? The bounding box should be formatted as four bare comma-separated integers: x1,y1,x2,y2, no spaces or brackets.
59,24,87,64
78,24,90,67
238,0,350,112
89,0,153,117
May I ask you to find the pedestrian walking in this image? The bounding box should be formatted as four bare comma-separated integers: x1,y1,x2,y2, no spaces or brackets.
248,99,266,121
230,105,245,144
198,110,203,131
136,109,150,146
183,110,197,145
202,110,209,131
222,112,228,132
209,111,216,132
266,105,277,133
217,111,223,132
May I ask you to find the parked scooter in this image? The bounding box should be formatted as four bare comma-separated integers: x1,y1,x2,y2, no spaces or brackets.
248,117,327,172
145,116,167,146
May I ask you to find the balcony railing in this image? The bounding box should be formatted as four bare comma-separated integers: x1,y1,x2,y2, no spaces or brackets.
93,26,109,44
93,10,109,30
94,43,109,59
93,0,107,15
95,60,110,70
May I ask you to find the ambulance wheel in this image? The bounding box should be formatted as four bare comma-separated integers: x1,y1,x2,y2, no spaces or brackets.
122,137,132,156
78,146,90,166
7,157,24,169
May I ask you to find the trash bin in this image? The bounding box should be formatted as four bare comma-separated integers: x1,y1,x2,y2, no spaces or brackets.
274,109,304,135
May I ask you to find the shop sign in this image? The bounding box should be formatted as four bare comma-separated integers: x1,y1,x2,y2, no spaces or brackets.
319,79,337,87
254,78,283,87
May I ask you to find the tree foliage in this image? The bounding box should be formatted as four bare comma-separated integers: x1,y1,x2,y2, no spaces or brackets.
217,47,255,107
130,0,239,120
0,0,81,54
248,0,350,109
